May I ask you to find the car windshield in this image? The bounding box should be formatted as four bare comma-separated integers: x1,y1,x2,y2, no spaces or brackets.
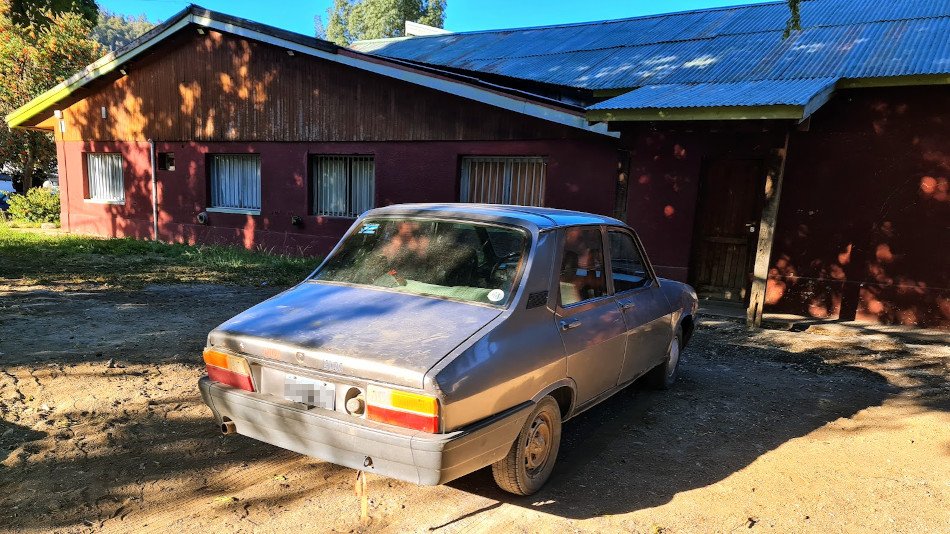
312,217,529,306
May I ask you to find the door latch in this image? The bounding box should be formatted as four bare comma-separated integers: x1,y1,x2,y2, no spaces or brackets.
559,318,581,331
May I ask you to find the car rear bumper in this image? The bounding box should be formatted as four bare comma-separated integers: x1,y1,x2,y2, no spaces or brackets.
198,376,531,485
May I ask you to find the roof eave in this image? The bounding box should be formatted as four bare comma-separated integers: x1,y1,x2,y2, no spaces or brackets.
586,105,805,122
584,72,950,123
837,73,950,89
5,12,196,129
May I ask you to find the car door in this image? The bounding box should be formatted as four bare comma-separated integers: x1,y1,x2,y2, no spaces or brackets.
607,228,674,385
555,225,627,405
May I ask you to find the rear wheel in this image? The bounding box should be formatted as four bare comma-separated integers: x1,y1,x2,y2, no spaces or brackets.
491,396,562,496
647,330,682,390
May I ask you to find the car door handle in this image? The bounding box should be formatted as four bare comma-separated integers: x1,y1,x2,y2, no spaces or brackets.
559,318,582,331
620,301,636,311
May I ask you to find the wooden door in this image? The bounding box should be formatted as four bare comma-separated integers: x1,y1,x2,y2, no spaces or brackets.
691,158,764,302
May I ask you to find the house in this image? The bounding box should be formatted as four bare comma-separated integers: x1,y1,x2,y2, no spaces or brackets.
7,0,949,328
7,7,619,253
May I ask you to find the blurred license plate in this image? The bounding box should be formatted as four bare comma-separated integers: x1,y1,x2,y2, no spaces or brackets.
283,374,335,409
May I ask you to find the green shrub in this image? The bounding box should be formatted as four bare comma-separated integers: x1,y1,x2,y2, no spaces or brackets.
6,188,60,224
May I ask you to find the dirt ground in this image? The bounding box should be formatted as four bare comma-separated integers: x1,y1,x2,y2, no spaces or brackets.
0,283,947,533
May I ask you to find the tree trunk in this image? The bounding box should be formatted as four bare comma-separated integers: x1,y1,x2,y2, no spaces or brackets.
21,151,35,191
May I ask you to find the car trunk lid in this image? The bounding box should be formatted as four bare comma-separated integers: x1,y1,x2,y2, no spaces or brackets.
208,282,501,389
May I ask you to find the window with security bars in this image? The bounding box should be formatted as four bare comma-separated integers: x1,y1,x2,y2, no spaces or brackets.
312,155,375,217
86,153,124,202
209,154,261,211
460,156,546,206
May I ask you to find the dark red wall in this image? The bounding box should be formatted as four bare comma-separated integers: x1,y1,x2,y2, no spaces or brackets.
614,87,949,328
618,125,785,281
768,86,950,328
57,138,619,256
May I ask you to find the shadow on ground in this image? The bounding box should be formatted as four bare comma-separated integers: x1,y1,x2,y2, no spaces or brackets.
448,319,919,520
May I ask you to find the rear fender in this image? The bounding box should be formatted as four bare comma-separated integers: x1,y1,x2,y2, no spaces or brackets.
532,378,577,420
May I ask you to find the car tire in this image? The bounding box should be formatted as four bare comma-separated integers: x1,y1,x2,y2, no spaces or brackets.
647,329,683,390
491,396,562,496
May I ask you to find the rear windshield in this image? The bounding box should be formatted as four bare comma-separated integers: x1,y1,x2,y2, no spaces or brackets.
312,218,529,306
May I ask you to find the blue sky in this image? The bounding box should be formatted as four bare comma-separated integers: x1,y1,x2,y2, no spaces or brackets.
97,0,777,35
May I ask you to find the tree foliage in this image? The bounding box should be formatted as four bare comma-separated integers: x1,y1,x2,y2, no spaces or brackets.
323,0,446,45
783,0,802,39
0,0,100,191
9,0,97,29
92,10,155,52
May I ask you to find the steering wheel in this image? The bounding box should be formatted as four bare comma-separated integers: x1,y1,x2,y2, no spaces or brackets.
490,252,521,284
360,252,398,285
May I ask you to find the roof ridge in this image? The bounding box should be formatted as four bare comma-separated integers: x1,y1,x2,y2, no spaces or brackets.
357,0,945,44
358,0,789,41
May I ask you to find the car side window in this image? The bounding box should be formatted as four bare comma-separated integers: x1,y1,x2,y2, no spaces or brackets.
559,227,608,306
608,230,651,293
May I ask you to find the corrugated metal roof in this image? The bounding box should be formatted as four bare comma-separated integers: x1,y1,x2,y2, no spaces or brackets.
352,0,950,112
588,78,837,110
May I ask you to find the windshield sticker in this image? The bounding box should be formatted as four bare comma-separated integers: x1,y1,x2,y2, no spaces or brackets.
358,223,380,235
488,289,505,303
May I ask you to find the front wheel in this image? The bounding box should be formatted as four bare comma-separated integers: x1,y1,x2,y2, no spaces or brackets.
491,396,562,496
647,330,682,390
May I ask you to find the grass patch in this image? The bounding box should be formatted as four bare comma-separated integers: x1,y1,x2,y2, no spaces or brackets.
0,224,319,289
1,220,49,229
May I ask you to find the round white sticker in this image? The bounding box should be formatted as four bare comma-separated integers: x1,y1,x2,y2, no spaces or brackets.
488,289,505,303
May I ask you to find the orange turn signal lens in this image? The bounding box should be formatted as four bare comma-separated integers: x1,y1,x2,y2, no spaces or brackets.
366,385,439,433
203,348,251,376
203,348,254,391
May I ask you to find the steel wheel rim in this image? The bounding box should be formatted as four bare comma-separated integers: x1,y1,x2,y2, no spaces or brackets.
666,337,680,379
523,411,553,478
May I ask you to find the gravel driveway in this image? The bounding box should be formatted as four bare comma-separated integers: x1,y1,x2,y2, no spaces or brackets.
1,284,947,533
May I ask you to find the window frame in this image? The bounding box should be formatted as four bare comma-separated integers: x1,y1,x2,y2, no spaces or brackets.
83,152,125,204
459,155,546,206
311,154,376,218
555,224,615,312
207,153,262,215
605,226,660,296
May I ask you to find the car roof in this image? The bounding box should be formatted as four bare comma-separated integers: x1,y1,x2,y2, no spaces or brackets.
363,203,627,230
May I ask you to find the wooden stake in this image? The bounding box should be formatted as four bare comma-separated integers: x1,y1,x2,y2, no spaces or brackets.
354,471,369,525
747,131,791,327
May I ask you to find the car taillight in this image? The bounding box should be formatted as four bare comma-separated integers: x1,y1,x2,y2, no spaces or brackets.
203,348,254,392
366,385,439,433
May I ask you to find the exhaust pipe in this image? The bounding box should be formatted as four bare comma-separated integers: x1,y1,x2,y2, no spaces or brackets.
221,420,236,435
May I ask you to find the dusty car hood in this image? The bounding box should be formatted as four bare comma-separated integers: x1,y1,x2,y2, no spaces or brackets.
209,281,502,389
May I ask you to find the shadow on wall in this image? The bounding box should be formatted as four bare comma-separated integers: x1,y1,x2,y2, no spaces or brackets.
764,180,949,328
765,92,950,328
